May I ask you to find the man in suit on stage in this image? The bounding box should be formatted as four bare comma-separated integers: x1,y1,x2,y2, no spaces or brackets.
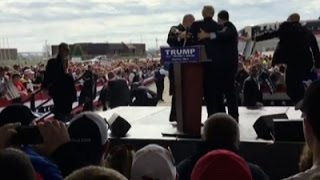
255,13,320,104
189,6,221,117
198,10,239,121
42,43,77,122
166,14,195,122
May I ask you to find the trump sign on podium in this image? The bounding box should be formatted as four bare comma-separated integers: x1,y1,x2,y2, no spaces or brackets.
160,46,201,63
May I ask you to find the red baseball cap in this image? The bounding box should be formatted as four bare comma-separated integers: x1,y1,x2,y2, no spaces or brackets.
191,150,252,180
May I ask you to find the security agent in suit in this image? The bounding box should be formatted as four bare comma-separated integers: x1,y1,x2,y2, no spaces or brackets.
154,65,166,102
42,43,77,122
255,13,320,104
104,72,130,109
166,14,195,122
189,6,221,117
130,82,158,106
243,65,263,108
198,10,239,121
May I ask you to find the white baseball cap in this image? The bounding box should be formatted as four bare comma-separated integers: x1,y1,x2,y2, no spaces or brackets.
24,69,34,75
131,144,176,180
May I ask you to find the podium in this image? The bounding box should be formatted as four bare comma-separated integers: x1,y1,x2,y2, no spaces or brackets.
161,46,208,137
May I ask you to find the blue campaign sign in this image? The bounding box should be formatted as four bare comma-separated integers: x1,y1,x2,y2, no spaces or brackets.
161,46,200,63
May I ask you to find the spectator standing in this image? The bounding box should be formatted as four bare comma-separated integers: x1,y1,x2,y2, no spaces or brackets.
243,65,263,108
42,43,77,122
285,80,320,179
177,113,268,180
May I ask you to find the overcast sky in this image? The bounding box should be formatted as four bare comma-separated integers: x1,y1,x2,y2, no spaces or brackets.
0,0,319,52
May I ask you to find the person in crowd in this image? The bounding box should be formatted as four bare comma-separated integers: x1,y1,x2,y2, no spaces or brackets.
22,69,35,93
167,14,195,122
0,148,36,180
198,10,239,121
154,65,166,102
42,42,77,122
79,65,98,111
236,62,249,104
177,113,269,180
243,64,263,108
130,82,158,106
128,69,141,86
50,112,109,177
190,5,221,117
103,72,130,109
0,66,8,97
255,13,320,105
131,144,177,180
105,144,135,179
299,144,313,172
0,104,63,179
191,149,253,180
65,166,127,180
12,73,28,97
285,80,320,179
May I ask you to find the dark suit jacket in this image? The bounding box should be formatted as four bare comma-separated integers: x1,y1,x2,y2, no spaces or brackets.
166,24,193,95
243,76,263,107
255,22,320,69
189,17,220,63
42,55,66,95
130,86,157,106
106,79,130,109
216,21,239,71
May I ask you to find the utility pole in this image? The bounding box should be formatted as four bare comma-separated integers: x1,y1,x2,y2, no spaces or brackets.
156,38,158,50
140,34,143,44
2,38,6,60
0,38,2,61
7,38,10,60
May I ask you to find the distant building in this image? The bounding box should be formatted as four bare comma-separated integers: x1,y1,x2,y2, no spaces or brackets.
0,48,18,60
51,42,146,59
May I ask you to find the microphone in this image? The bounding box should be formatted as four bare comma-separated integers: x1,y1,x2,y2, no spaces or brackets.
183,27,190,47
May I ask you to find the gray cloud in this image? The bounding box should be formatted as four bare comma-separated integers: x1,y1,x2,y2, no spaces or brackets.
0,0,319,51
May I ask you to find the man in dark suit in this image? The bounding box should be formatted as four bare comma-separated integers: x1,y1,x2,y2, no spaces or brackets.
189,6,221,117
154,65,166,102
255,13,320,104
243,65,263,108
130,82,158,106
79,65,98,111
104,72,130,109
167,14,195,122
198,10,239,121
42,43,77,122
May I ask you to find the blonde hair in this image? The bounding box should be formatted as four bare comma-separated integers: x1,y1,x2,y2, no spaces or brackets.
202,6,215,18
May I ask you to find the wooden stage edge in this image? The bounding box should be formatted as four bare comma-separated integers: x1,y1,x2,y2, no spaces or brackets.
98,106,302,143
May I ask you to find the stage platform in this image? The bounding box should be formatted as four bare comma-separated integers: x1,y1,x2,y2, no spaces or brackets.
99,106,304,180
98,106,302,142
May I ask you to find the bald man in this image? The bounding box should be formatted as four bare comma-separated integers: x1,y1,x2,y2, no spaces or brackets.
255,13,320,104
189,6,222,117
167,14,195,122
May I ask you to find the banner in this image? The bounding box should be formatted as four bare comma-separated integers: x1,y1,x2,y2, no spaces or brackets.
160,46,200,63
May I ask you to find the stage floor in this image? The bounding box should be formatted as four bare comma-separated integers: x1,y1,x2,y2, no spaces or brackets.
98,106,302,142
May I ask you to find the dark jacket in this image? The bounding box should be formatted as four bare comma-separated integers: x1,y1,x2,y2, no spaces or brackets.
79,70,98,105
177,142,269,180
42,55,67,95
130,86,157,106
243,76,263,107
189,17,221,63
216,21,239,70
166,24,193,95
255,22,320,69
106,78,130,109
